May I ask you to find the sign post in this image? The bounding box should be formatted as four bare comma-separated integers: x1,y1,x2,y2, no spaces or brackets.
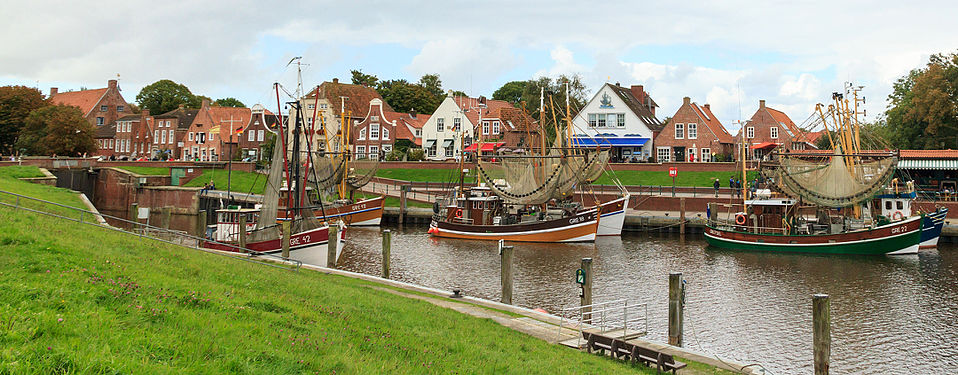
669,167,678,197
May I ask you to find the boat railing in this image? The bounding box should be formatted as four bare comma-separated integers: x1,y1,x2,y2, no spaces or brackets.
557,299,648,346
0,189,303,271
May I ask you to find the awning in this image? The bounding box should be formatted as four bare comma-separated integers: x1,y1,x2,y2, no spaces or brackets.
442,139,454,148
751,142,781,150
424,139,436,148
570,136,649,148
899,159,958,170
464,142,505,152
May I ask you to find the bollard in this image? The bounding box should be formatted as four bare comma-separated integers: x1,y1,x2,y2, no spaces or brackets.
813,294,831,375
668,272,684,346
679,197,686,235
399,185,408,224
499,240,514,305
196,210,207,238
580,258,593,323
382,229,391,279
326,224,339,268
238,213,247,249
281,221,291,258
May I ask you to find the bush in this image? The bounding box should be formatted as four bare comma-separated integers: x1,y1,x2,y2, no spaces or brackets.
385,149,404,161
407,148,425,161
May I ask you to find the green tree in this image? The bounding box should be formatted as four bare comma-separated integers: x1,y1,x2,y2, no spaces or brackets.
350,70,379,87
492,81,528,105
378,80,441,114
0,85,48,154
16,104,96,156
214,97,245,107
885,51,958,149
136,79,199,115
491,75,589,143
418,74,444,98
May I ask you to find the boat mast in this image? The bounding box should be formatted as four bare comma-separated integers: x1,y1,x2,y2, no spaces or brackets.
291,100,303,219
539,87,546,157
740,120,747,204
338,96,349,200
274,83,292,220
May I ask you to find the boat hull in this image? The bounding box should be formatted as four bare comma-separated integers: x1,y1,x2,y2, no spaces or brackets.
430,209,599,243
920,208,948,249
704,215,922,255
315,196,384,226
204,224,346,265
596,195,628,236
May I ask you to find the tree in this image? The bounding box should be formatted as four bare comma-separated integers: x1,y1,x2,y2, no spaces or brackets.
378,80,442,114
418,74,444,98
136,79,199,115
490,75,590,143
885,51,958,149
16,104,95,156
214,97,245,107
350,70,379,87
0,85,47,154
492,81,528,105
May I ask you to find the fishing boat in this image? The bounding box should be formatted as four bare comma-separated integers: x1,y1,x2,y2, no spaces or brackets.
705,86,922,255
920,206,948,249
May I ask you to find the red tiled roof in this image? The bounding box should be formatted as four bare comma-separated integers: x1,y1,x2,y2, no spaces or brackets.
50,88,109,116
765,106,809,143
690,103,733,143
901,149,958,159
497,107,539,133
311,81,392,118
383,110,430,146
451,96,515,126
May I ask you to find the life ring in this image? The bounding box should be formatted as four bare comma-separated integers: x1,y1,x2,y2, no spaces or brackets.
892,211,904,221
735,213,746,225
455,209,463,218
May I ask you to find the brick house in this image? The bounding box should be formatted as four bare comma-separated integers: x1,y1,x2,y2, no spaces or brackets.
110,111,153,160
350,99,432,160
94,122,117,158
237,104,279,161
49,79,129,128
153,105,199,160
735,100,814,160
290,78,392,155
654,97,734,163
471,106,541,153
571,83,663,162
390,110,429,151
181,100,252,161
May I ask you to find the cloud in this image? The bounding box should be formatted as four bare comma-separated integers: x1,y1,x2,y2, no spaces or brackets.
405,38,518,96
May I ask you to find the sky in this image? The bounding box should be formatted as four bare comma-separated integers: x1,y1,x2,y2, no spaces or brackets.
2,0,957,133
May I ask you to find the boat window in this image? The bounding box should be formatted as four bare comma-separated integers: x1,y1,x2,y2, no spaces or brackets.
896,201,903,210
885,201,892,210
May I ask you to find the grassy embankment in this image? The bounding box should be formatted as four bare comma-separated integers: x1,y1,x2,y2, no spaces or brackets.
376,168,759,188
115,166,171,176
0,166,691,374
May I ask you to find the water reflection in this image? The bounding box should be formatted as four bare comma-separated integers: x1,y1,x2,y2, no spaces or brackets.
292,225,958,374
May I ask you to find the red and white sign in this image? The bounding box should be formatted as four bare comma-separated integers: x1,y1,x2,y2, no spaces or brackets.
668,167,678,177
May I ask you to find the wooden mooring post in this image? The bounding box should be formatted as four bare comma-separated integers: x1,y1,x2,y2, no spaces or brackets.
238,213,247,249
196,210,207,237
399,185,408,224
382,229,391,279
668,272,684,346
281,221,291,258
499,240,514,305
813,294,831,375
679,197,686,235
326,224,338,268
580,258,593,323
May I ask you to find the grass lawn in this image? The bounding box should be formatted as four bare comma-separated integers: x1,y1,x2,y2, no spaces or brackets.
0,166,85,219
353,192,433,209
182,169,268,195
115,166,170,176
0,165,46,179
376,168,477,184
0,173,678,374
594,170,760,187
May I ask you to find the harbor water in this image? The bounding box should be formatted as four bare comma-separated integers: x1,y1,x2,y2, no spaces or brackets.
290,225,958,374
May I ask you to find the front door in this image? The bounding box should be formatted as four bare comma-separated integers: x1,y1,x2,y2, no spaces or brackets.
672,147,685,162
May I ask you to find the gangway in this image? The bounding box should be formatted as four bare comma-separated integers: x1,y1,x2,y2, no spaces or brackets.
557,299,647,349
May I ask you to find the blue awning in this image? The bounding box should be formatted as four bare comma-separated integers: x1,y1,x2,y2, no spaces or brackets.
571,136,649,148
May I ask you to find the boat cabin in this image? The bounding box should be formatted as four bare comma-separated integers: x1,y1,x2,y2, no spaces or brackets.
443,185,564,226
214,207,259,242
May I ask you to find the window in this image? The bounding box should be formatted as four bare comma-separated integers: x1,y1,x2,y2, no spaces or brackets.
482,122,489,135
257,130,264,142
415,129,422,137
117,105,124,112
168,130,174,144
437,118,445,132
189,132,194,141
369,145,379,159
154,130,159,141
248,130,255,141
687,123,697,139
359,128,366,140
160,130,166,144
701,148,711,162
596,115,606,127
687,148,696,162
97,117,104,126
897,201,904,210
100,105,108,112
370,124,380,139
356,145,366,159
617,113,625,127
371,115,379,122
427,144,436,157
885,201,892,210
382,128,389,140
453,118,461,131
771,127,779,139
746,127,755,139
657,147,671,162
306,117,313,128
320,103,328,110
607,114,616,128
674,123,684,139
383,145,392,153
588,114,597,127
492,121,500,134
307,104,315,110
445,145,453,157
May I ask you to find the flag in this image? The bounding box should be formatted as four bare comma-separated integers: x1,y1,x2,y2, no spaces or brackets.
234,126,244,134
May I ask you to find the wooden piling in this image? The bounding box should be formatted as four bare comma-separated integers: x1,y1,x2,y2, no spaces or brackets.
580,258,593,323
326,224,338,268
813,294,831,375
399,185,408,224
238,213,247,250
281,221,290,258
382,229,391,279
196,210,207,238
679,197,686,235
500,240,514,305
668,272,684,347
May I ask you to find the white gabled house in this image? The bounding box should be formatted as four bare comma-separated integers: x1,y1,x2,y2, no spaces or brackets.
571,83,664,162
420,95,514,160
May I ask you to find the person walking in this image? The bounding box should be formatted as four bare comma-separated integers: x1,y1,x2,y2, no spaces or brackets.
713,178,720,197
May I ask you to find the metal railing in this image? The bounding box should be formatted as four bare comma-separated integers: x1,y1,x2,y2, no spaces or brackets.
557,299,648,346
0,189,302,271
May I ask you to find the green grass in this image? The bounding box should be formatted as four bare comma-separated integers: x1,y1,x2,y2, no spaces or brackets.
376,168,477,183
0,175,673,374
0,166,85,219
115,166,170,176
0,166,46,179
182,169,268,195
594,170,760,187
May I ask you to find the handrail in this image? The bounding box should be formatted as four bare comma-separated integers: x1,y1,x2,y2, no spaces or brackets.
0,189,302,270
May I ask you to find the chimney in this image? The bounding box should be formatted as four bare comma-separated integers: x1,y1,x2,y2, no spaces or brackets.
683,97,691,105
108,79,117,89
616,82,621,87
759,99,766,109
410,108,417,118
49,87,58,97
142,109,150,117
332,78,339,84
202,98,210,108
703,104,711,111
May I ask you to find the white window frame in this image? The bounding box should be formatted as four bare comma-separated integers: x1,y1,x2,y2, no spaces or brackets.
701,148,711,162
257,130,264,141
370,124,380,139
248,130,255,141
482,122,489,135
596,115,606,127
445,145,454,157
356,145,366,159
371,115,379,122
617,113,625,127
189,132,194,141
359,128,366,140
657,147,671,162
687,123,697,139
453,117,461,131
588,113,597,127
160,130,166,144
492,121,500,134
307,104,315,110
369,145,379,159
747,127,755,139
168,130,174,144
382,127,389,140
117,105,125,112
687,148,696,162
675,123,684,139
415,129,422,137
427,144,436,157
154,130,159,141
383,144,392,153
771,127,779,139
437,118,445,132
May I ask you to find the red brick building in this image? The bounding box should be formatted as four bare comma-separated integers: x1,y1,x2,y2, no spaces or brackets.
109,111,154,160
181,100,252,161
350,99,432,159
94,122,117,158
654,97,734,162
153,105,199,160
49,79,129,128
736,100,814,160
237,104,278,161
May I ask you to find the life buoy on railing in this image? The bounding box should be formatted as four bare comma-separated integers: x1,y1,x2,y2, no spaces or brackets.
892,211,904,221
735,213,747,225
455,209,463,218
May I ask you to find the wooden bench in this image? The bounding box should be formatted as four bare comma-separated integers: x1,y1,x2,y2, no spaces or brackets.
583,331,687,374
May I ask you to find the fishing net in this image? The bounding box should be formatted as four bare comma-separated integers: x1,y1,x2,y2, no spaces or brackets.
775,150,897,207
